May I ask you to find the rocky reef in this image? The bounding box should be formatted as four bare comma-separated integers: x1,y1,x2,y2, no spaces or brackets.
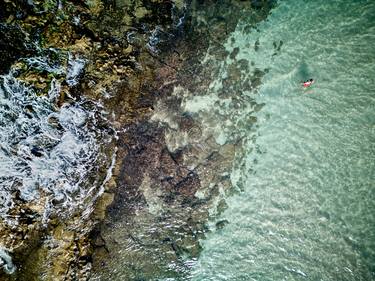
0,0,276,280
0,0,186,280
89,0,276,279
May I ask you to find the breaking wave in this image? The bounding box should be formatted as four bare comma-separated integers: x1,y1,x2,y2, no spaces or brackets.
0,55,115,225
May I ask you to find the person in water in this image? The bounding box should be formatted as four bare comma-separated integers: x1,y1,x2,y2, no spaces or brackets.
302,78,314,87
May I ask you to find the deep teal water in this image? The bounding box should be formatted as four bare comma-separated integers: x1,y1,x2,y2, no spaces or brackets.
184,1,375,280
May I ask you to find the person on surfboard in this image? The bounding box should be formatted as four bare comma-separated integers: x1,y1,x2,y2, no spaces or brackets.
302,78,314,88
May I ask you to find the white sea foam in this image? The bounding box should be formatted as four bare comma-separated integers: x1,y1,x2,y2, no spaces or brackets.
25,52,64,75
147,26,165,54
0,69,114,224
0,248,15,274
66,53,85,86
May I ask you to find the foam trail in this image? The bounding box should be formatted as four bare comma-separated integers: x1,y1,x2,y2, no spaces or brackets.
0,68,114,225
0,248,15,274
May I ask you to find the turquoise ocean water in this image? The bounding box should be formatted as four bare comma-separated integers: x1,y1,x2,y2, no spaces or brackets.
185,1,375,280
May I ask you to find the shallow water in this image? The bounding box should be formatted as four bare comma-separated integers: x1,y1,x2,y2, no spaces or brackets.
184,1,375,280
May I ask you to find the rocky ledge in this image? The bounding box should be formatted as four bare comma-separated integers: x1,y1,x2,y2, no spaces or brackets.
0,0,276,280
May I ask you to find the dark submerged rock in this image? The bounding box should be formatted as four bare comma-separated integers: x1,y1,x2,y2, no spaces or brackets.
0,24,32,74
